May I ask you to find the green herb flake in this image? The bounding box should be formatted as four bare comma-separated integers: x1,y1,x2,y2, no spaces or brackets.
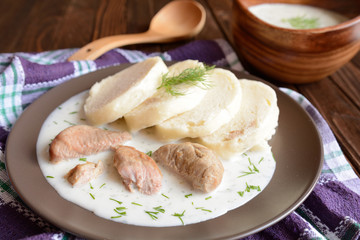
89,193,95,200
69,111,78,115
282,15,319,29
172,210,185,225
145,211,159,220
205,196,212,200
114,209,126,216
158,65,214,96
185,193,192,198
79,157,87,162
53,121,58,125
195,207,212,213
89,183,94,189
153,206,165,213
109,198,122,205
161,193,169,199
46,175,54,178
146,151,153,157
64,120,76,126
111,215,122,219
116,207,127,211
238,171,255,178
100,183,106,189
131,202,143,206
238,182,261,197
258,157,264,164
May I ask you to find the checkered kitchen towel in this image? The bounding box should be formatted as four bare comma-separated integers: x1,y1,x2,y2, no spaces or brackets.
0,40,359,240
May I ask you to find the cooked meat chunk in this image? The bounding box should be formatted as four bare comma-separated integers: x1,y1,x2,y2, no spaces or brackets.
49,125,131,163
113,146,162,195
66,161,104,186
152,142,224,192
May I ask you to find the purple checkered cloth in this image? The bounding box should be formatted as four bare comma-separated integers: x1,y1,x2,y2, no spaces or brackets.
0,40,359,240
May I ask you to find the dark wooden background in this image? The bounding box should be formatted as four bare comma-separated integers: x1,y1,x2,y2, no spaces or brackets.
1,0,359,176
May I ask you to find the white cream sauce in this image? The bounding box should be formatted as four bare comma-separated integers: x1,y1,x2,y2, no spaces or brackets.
249,4,348,29
36,91,276,227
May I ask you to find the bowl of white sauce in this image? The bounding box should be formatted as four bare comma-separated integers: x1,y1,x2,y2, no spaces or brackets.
232,0,360,83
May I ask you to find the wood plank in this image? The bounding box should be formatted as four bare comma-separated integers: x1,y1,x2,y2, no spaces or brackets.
331,62,360,109
298,76,360,175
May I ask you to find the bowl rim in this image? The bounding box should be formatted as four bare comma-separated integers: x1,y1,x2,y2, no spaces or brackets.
235,0,360,33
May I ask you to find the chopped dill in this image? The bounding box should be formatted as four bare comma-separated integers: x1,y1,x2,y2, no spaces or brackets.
46,175,54,178
64,120,76,126
238,171,255,178
69,111,78,115
153,206,165,213
146,151,153,157
89,183,94,189
114,209,126,216
89,193,95,200
185,193,192,198
116,207,127,211
195,207,212,213
237,182,261,197
100,183,106,188
131,202,142,206
205,196,212,200
258,157,264,164
79,157,87,161
158,65,214,96
145,211,159,220
161,193,169,199
109,198,122,205
282,15,319,29
238,157,260,177
172,210,185,225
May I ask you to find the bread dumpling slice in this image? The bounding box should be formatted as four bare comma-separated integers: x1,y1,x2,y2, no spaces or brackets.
198,79,279,159
84,57,168,125
155,68,242,139
124,60,209,132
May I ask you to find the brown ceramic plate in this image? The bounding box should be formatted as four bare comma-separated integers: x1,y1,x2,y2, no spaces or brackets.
5,63,323,239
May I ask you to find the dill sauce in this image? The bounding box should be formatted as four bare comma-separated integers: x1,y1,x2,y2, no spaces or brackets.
249,4,348,29
36,91,276,227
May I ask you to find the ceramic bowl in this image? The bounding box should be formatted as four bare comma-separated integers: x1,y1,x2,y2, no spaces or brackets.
232,0,360,83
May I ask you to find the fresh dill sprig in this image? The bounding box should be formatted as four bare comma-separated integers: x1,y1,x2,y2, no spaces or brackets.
158,65,215,96
282,15,319,29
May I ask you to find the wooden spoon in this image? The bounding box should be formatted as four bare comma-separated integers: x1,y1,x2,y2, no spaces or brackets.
68,0,206,61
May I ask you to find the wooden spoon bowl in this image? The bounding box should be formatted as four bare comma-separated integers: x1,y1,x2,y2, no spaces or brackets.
232,0,360,83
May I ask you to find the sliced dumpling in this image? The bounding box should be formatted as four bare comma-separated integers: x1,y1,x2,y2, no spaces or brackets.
84,57,168,125
124,60,210,132
155,68,242,139
198,79,279,159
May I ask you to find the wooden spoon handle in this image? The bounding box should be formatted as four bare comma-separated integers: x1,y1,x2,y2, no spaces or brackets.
68,31,165,61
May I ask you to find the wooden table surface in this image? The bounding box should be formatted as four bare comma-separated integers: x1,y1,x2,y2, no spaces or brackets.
1,0,359,176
